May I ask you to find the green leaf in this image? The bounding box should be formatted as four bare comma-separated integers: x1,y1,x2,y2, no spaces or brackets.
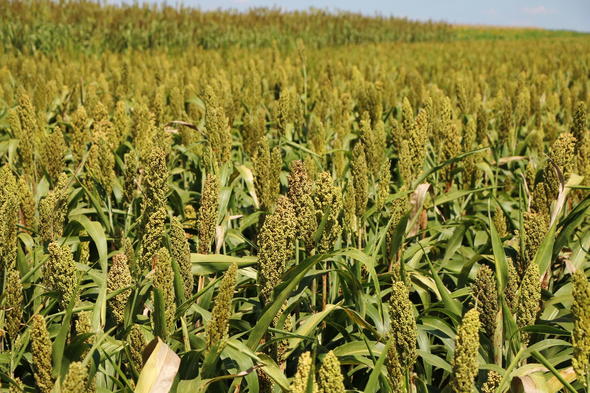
152,288,167,339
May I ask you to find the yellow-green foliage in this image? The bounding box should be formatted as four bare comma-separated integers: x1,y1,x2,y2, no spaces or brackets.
0,6,589,391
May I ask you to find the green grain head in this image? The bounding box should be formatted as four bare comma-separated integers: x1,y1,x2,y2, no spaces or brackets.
62,362,89,393
252,137,282,210
572,270,590,384
38,173,69,243
170,216,193,298
291,352,318,393
153,247,176,335
258,196,296,305
5,267,23,340
516,262,541,345
288,160,317,248
472,265,499,338
45,241,78,309
451,308,481,393
385,338,405,393
313,172,343,253
204,85,232,164
389,280,417,370
351,143,369,217
128,325,146,369
205,263,237,350
197,173,220,254
31,314,53,393
0,166,18,270
107,254,132,325
318,351,345,393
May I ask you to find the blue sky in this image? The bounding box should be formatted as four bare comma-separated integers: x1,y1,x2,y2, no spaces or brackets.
147,0,590,32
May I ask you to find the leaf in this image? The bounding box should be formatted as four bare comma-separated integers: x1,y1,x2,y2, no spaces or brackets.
423,252,462,318
418,350,452,373
135,338,181,393
191,254,257,275
246,252,332,350
488,202,508,294
363,340,389,393
257,353,290,392
69,215,108,330
236,164,259,209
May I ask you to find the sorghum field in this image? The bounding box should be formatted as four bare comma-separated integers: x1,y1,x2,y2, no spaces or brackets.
1,1,590,392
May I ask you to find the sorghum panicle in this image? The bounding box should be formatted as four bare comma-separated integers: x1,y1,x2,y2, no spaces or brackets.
389,280,417,369
258,196,296,304
0,166,18,270
128,325,146,369
385,338,405,393
472,265,499,338
351,143,369,217
107,254,133,324
572,270,590,384
153,247,176,334
313,172,343,253
62,362,89,393
5,267,24,340
32,314,53,393
204,85,232,164
252,137,282,210
318,351,345,393
451,308,481,393
516,262,541,345
287,160,317,248
38,173,69,242
170,216,193,298
140,207,166,272
205,263,237,349
291,352,318,393
45,241,78,308
197,173,220,254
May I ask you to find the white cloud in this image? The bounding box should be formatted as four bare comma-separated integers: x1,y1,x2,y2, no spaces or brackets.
522,5,554,15
484,8,498,16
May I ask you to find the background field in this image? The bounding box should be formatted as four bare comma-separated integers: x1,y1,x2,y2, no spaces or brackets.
1,1,590,393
